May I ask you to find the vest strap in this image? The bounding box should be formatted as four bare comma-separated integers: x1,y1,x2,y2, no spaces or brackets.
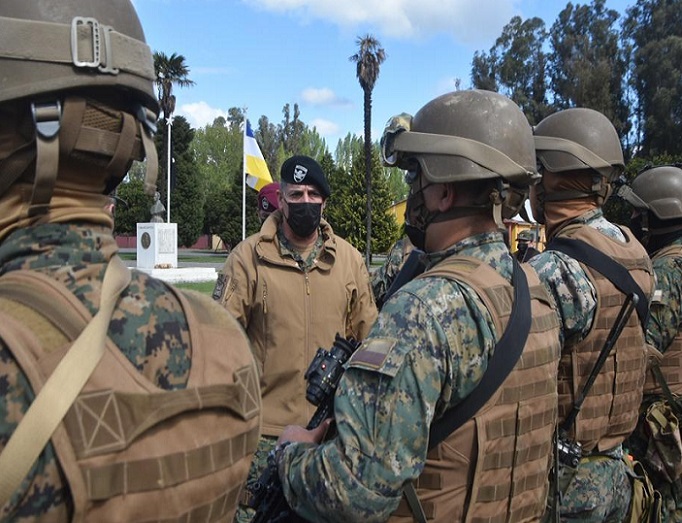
0,257,130,508
547,236,649,327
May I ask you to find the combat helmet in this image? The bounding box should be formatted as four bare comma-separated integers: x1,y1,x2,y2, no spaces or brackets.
0,0,158,215
381,90,539,220
620,165,682,239
534,108,623,206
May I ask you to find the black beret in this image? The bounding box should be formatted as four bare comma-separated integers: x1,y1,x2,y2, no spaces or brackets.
280,155,331,198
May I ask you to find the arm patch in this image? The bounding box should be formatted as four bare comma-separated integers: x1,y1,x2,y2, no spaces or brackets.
348,337,399,376
212,274,227,301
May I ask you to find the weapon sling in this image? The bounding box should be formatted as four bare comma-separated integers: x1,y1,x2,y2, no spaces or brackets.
404,258,532,522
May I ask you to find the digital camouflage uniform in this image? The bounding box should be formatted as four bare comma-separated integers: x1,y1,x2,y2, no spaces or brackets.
279,231,537,522
371,236,415,306
628,236,682,522
530,209,634,522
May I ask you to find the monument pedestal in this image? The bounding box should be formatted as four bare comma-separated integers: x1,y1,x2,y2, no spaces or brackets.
137,222,178,269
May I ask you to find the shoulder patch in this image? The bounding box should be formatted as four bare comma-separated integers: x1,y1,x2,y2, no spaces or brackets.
348,337,398,373
212,273,227,301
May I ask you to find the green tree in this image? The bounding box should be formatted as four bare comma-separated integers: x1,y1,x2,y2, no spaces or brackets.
548,0,630,136
167,116,204,247
256,115,280,179
192,115,243,194
623,0,682,157
327,147,398,253
153,51,195,203
471,50,499,92
471,16,550,124
113,175,153,236
280,103,306,156
334,133,364,172
350,34,387,267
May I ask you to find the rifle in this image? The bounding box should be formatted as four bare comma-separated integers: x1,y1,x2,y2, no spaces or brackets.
249,334,360,523
548,292,639,522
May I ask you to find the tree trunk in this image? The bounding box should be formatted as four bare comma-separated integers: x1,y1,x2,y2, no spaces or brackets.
364,88,373,269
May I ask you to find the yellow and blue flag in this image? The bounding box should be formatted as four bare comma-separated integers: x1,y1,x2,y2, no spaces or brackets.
244,119,272,191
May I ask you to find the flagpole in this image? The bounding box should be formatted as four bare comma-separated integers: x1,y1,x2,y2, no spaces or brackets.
242,115,246,241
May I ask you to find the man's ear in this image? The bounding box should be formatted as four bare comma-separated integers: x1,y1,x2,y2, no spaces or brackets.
437,183,457,212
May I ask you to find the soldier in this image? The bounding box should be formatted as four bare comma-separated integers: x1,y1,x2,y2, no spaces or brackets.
269,90,561,522
514,228,540,262
257,182,280,223
620,164,682,521
0,1,261,521
213,154,377,523
371,234,421,308
529,108,655,521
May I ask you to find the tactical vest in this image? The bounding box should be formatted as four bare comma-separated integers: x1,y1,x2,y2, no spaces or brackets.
554,224,653,453
391,256,561,523
0,269,261,522
644,243,682,396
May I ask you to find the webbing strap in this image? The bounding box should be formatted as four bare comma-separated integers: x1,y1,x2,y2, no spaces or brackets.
84,426,260,500
68,369,261,459
427,258,532,449
0,257,131,508
547,236,649,328
0,16,154,80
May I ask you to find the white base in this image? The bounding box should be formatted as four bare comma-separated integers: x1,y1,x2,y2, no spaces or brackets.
136,267,218,284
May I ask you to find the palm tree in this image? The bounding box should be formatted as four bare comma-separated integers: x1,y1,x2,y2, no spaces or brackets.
154,51,195,121
153,52,195,206
350,35,386,268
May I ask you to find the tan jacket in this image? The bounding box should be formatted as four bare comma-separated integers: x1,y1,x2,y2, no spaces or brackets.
644,243,682,395
391,257,561,523
216,211,377,435
556,224,654,452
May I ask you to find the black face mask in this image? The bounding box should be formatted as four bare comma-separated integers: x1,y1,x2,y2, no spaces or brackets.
404,182,439,251
285,202,322,237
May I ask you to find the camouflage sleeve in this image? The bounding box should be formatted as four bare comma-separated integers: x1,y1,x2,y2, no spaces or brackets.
0,342,71,521
280,277,497,522
372,237,412,303
529,249,597,345
646,257,682,353
371,241,403,304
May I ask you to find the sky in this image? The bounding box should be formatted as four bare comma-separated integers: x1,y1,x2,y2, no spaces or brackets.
133,0,633,150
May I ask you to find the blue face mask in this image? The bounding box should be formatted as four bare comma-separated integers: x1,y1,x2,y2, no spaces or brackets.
285,202,322,237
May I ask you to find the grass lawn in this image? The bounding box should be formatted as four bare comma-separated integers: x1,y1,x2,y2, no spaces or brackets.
174,281,217,295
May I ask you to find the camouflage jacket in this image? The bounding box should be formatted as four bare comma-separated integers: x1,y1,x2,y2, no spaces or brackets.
279,231,518,522
371,236,416,306
646,236,682,354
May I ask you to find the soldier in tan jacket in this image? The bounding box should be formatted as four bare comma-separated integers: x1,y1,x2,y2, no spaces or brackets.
213,154,377,523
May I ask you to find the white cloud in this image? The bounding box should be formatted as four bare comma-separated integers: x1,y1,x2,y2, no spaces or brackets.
310,118,340,137
247,0,516,44
178,101,227,129
301,87,352,107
